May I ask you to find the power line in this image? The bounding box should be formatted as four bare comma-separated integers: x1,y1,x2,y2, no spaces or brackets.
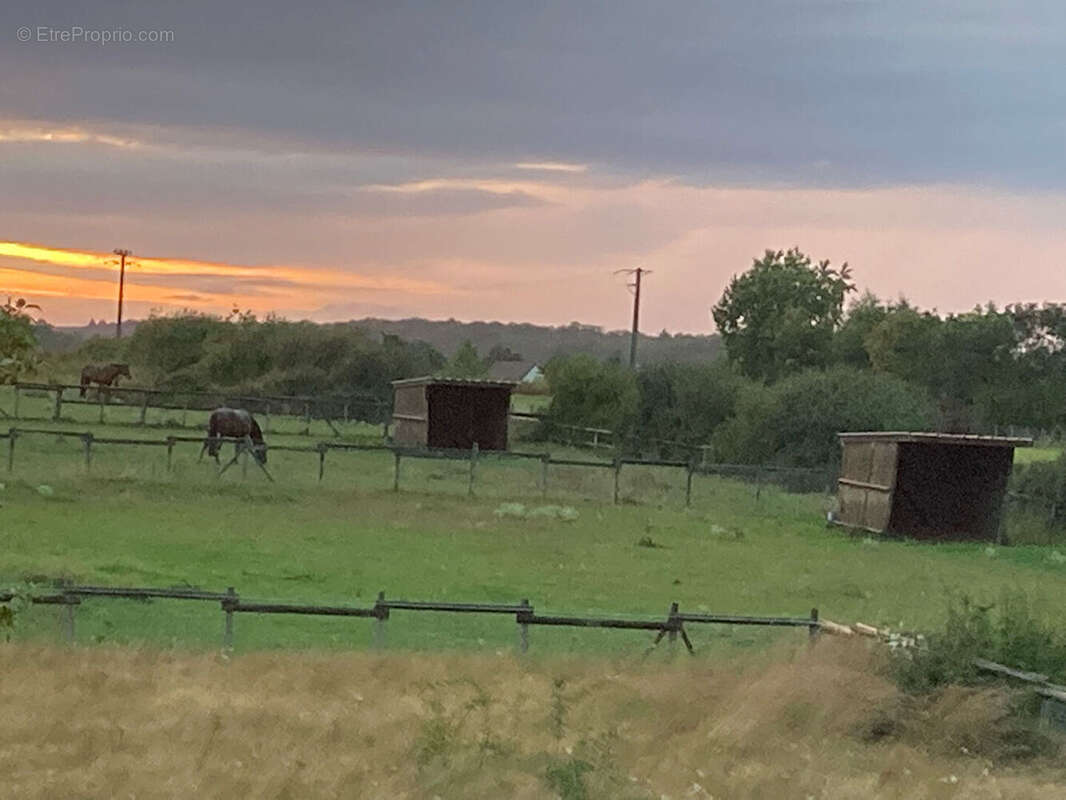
614,267,651,368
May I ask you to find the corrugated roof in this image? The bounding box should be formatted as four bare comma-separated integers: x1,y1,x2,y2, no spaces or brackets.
391,375,518,390
838,431,1033,447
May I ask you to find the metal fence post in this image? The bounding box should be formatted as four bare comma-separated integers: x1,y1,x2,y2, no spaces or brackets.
12,385,20,419
374,591,388,649
82,433,93,472
98,392,106,424
518,598,531,654
139,392,150,425
222,587,237,651
318,443,326,482
52,387,63,421
166,437,175,472
468,442,479,497
685,463,694,508
7,428,16,472
393,450,401,491
809,607,820,643
613,458,622,505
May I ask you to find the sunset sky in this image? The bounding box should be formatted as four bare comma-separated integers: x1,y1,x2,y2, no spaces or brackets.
2,1,1066,332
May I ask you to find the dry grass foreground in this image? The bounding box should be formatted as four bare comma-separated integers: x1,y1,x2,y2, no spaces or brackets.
1,641,1063,799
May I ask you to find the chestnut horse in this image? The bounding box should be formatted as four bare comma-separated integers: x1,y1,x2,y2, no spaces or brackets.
79,363,131,397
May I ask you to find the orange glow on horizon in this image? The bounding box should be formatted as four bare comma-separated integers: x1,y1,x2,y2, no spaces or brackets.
0,241,450,296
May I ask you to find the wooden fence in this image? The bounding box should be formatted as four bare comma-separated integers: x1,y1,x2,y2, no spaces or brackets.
0,582,820,654
1,426,833,506
2,382,391,436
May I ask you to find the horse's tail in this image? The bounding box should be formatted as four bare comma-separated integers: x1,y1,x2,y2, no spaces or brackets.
249,417,264,444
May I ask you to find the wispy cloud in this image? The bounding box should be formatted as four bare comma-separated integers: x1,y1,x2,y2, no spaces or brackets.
514,161,589,173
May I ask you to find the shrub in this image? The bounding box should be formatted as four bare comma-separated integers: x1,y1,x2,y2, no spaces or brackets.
712,366,935,467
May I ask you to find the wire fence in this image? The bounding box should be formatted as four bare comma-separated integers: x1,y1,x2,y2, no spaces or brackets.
0,581,821,655
0,425,836,507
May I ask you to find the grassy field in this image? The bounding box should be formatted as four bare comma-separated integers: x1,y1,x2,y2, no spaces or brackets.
3,436,1066,655
2,641,1063,799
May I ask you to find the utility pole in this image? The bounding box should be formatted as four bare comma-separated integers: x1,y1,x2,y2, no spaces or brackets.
112,248,132,338
615,267,651,368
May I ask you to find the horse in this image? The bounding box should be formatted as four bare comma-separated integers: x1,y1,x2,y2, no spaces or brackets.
79,363,131,397
200,407,268,465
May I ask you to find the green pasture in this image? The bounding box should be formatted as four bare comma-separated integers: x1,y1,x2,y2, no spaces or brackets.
4,434,1066,657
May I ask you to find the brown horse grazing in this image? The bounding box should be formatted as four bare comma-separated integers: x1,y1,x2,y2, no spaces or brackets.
200,407,268,465
79,363,131,397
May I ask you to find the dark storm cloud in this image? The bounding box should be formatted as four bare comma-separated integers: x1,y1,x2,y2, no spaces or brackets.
3,1,1066,189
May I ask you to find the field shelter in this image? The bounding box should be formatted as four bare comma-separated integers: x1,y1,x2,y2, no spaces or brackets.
835,432,1032,542
390,377,516,450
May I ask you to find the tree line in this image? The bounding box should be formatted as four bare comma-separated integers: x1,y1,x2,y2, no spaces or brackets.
543,248,1066,466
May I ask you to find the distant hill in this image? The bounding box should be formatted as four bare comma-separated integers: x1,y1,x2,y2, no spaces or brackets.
350,318,720,365
43,316,720,364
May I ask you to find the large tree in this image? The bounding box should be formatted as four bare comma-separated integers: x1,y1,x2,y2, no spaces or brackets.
712,248,854,381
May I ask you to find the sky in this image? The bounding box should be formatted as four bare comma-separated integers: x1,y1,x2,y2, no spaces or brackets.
2,1,1066,332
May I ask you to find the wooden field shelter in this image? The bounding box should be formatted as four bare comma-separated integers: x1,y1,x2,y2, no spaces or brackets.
835,432,1032,542
390,377,516,450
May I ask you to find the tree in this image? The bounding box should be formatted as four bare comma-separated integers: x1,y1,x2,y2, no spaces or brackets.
487,344,523,363
441,340,488,378
0,297,41,382
712,248,854,381
831,291,889,368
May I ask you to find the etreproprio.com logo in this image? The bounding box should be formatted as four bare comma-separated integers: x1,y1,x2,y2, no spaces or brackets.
17,26,174,44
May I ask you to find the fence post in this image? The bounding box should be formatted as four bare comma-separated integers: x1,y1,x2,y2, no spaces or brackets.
303,401,311,433
138,392,150,425
60,579,76,645
685,463,694,508
52,387,63,421
518,598,531,654
318,443,326,482
468,442,479,497
13,384,20,419
82,433,93,472
7,428,16,472
222,587,237,651
667,601,679,651
755,466,764,502
98,391,106,423
613,457,622,505
374,591,388,649
166,437,175,472
393,450,401,491
808,607,820,643
540,453,549,498
343,402,350,424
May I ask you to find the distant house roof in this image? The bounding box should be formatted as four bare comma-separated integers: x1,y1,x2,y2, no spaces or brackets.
486,360,540,382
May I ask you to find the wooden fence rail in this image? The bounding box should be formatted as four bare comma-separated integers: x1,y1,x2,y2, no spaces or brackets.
0,582,820,654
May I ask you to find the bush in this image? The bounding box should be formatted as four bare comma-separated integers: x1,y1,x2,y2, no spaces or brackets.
1010,455,1066,540
712,366,935,467
896,591,1066,693
540,355,638,437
